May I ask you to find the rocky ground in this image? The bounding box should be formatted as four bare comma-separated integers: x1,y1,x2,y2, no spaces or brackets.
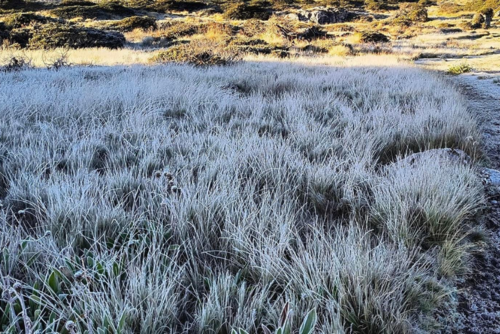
451,74,500,333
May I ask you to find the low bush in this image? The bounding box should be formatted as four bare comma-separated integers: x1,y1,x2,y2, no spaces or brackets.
60,0,95,5
150,40,239,66
3,13,51,29
469,8,493,29
150,46,228,66
200,21,235,39
28,23,126,49
0,56,32,72
354,31,390,43
392,3,428,25
229,37,273,54
447,62,472,75
365,0,392,11
241,18,267,36
465,0,500,12
0,22,8,42
223,1,272,20
438,1,464,15
50,2,134,20
149,0,211,12
108,16,157,32
328,43,353,56
7,27,32,48
0,0,25,9
157,20,199,38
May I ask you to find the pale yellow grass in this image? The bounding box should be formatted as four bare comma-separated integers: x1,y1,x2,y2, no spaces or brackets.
0,48,155,66
417,54,500,73
0,46,416,67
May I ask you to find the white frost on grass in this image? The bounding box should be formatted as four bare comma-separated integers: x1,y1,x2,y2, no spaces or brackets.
0,60,484,333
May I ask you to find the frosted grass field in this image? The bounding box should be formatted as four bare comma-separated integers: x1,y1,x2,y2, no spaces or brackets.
0,58,485,333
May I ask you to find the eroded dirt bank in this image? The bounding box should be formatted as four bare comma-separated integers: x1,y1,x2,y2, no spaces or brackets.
452,74,500,333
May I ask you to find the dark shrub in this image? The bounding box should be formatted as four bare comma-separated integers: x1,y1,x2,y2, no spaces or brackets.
150,42,238,66
28,23,125,49
0,56,32,72
356,31,389,43
199,21,235,35
150,0,211,12
223,1,272,20
3,13,51,29
471,12,484,28
0,0,25,9
51,2,134,20
0,22,8,42
365,0,392,11
393,3,428,25
465,0,500,11
110,16,157,32
470,8,493,28
60,0,95,5
241,18,267,36
438,1,463,14
158,21,199,39
8,28,32,47
229,37,272,54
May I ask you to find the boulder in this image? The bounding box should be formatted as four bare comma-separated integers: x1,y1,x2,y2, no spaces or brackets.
297,7,350,24
480,168,500,186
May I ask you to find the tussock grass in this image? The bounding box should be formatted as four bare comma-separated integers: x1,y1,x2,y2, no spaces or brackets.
0,60,484,333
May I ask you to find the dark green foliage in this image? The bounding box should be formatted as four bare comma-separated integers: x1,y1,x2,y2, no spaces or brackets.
0,56,31,72
7,28,31,47
0,22,8,42
50,2,135,20
151,45,233,66
28,23,125,49
438,1,463,14
480,6,494,15
61,0,96,5
465,0,500,11
356,31,389,43
241,18,267,36
469,7,493,29
223,1,272,20
3,13,51,29
471,12,485,27
158,21,200,38
0,0,25,9
365,0,392,11
229,37,273,54
149,0,211,12
109,15,157,32
392,3,428,25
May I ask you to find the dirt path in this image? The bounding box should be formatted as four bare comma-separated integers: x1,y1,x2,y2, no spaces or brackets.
451,74,500,333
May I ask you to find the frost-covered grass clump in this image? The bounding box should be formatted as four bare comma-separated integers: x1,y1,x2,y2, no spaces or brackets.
0,59,484,333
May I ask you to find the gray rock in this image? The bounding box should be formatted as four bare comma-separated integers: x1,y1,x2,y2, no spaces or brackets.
482,168,500,186
297,7,350,24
